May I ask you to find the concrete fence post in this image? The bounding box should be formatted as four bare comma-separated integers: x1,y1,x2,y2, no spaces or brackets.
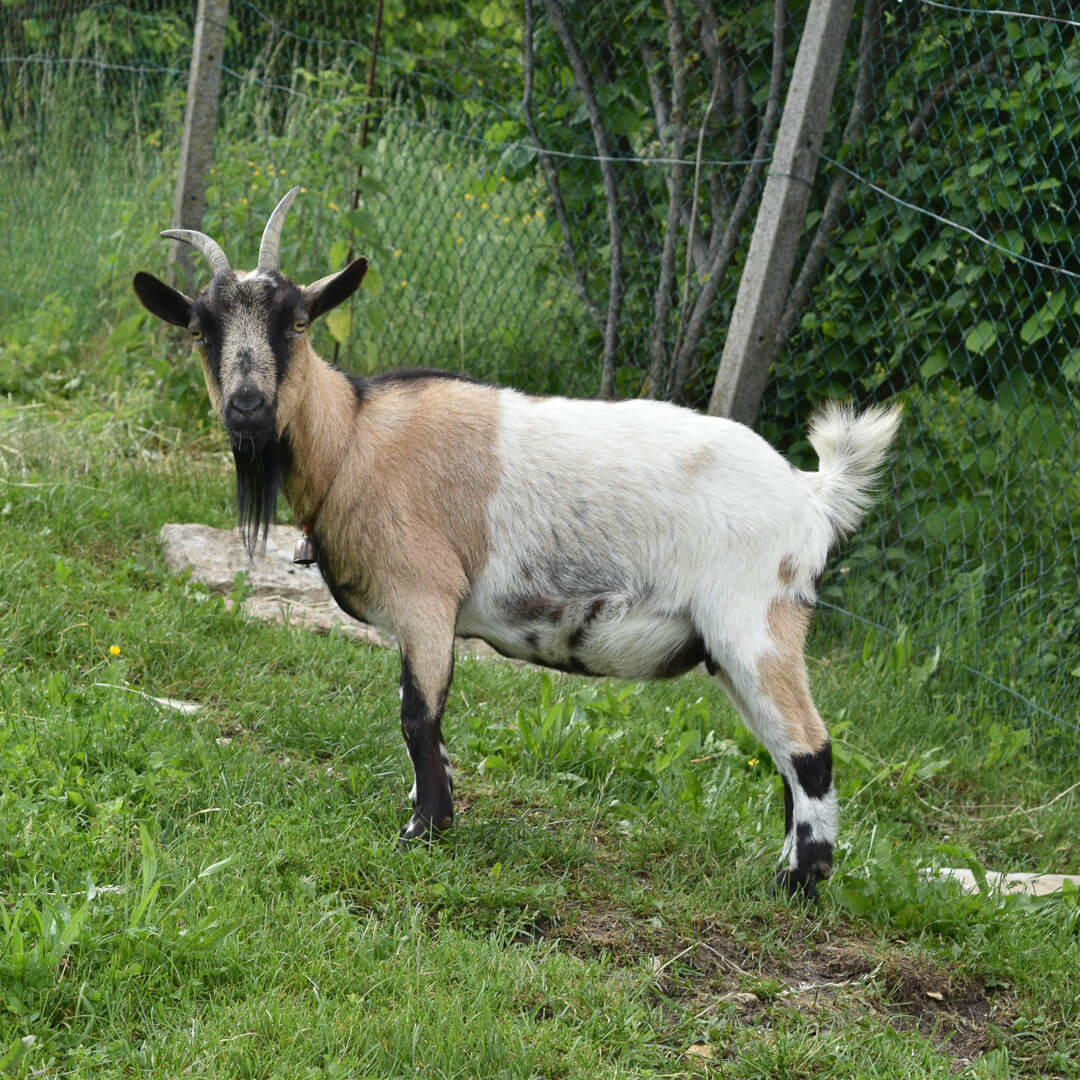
708,0,856,425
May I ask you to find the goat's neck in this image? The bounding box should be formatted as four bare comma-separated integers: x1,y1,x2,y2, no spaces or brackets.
279,350,360,528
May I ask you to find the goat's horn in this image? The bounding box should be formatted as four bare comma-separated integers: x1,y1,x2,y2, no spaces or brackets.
258,186,301,272
160,229,231,277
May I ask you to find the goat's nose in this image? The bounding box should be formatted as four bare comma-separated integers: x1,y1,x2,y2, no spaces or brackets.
229,385,266,416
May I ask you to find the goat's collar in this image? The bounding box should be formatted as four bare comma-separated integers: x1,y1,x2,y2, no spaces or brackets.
291,400,361,566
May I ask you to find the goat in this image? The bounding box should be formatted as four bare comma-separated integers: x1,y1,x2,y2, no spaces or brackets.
134,187,901,897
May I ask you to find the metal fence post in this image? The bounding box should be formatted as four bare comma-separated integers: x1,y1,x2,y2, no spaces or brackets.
169,0,228,286
708,0,856,425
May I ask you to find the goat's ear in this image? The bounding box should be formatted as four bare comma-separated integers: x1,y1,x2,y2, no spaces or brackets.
302,257,368,323
133,272,194,328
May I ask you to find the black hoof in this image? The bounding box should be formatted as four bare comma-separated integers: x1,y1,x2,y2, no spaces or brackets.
398,811,452,848
775,866,826,901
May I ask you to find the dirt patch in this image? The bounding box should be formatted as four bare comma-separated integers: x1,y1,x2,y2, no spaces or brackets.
539,902,1010,1068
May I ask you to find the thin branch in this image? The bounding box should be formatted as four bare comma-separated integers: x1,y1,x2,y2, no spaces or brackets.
896,50,1000,162
543,0,624,398
644,39,710,283
669,0,788,402
648,3,691,397
523,0,604,334
670,21,723,378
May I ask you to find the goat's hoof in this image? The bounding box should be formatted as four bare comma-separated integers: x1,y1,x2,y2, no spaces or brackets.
775,865,829,902
398,812,452,848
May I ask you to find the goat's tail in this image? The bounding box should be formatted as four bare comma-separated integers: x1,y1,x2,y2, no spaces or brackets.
806,402,902,541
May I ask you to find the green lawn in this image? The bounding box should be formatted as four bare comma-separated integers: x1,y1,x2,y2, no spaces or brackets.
1,404,1078,1078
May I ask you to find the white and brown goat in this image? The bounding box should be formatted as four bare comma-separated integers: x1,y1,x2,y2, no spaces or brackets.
134,187,901,896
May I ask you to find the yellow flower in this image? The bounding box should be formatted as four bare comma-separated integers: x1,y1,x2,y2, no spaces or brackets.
481,202,489,209
454,211,463,220
464,193,472,201
400,280,408,288
503,216,511,224
109,645,121,657
456,236,463,244
394,248,403,258
329,201,339,211
748,758,759,767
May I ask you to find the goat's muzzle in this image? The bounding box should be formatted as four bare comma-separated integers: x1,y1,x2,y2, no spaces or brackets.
224,386,276,452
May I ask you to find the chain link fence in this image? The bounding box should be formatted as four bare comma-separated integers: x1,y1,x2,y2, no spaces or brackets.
1,1,1077,734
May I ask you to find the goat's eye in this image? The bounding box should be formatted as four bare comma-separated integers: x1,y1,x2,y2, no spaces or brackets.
189,327,203,342
291,319,308,334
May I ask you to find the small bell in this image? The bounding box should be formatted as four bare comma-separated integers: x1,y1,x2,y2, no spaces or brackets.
293,530,318,566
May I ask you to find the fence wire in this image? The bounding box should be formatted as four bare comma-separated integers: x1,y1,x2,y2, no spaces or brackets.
1,0,1077,735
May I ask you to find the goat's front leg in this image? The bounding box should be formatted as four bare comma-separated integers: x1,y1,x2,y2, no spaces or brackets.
397,617,456,843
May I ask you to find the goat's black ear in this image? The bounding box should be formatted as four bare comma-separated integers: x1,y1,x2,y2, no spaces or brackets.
133,272,194,328
302,257,368,323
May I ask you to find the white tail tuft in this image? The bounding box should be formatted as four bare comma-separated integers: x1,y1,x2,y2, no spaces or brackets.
807,402,902,541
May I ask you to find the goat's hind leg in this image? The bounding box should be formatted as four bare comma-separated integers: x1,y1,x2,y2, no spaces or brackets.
707,596,837,899
397,616,456,844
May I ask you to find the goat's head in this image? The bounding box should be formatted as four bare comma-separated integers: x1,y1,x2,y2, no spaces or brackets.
133,187,368,551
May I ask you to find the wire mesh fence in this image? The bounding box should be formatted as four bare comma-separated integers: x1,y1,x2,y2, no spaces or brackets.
1,1,1077,734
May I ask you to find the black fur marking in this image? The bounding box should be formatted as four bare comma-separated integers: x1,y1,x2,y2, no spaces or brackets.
369,367,484,388
505,594,564,624
131,272,193,329
314,555,370,625
704,654,719,676
791,742,833,800
653,632,706,679
305,257,368,322
776,823,834,900
794,822,834,879
399,655,454,839
232,439,283,558
566,624,585,653
524,631,540,652
783,776,794,836
191,293,225,385
585,597,607,622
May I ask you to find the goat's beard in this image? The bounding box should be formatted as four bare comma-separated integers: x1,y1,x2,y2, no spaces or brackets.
232,435,283,559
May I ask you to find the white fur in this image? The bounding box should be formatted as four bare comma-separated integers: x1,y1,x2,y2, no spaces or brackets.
458,393,898,680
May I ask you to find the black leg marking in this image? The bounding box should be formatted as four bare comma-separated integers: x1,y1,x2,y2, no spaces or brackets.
777,824,834,900
399,655,454,844
778,743,835,900
791,742,832,800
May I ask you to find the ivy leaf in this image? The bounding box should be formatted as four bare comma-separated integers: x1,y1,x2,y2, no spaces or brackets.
326,306,352,348
1021,293,1065,345
480,2,507,28
964,320,998,355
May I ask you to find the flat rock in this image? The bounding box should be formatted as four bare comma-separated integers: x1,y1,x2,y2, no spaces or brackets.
158,522,498,658
930,868,1080,896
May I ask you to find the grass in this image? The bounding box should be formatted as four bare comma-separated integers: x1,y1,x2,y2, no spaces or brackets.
1,401,1079,1079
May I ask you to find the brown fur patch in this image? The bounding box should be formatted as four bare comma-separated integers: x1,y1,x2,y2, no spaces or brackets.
758,598,828,754
681,445,715,479
281,365,500,706
777,556,797,587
